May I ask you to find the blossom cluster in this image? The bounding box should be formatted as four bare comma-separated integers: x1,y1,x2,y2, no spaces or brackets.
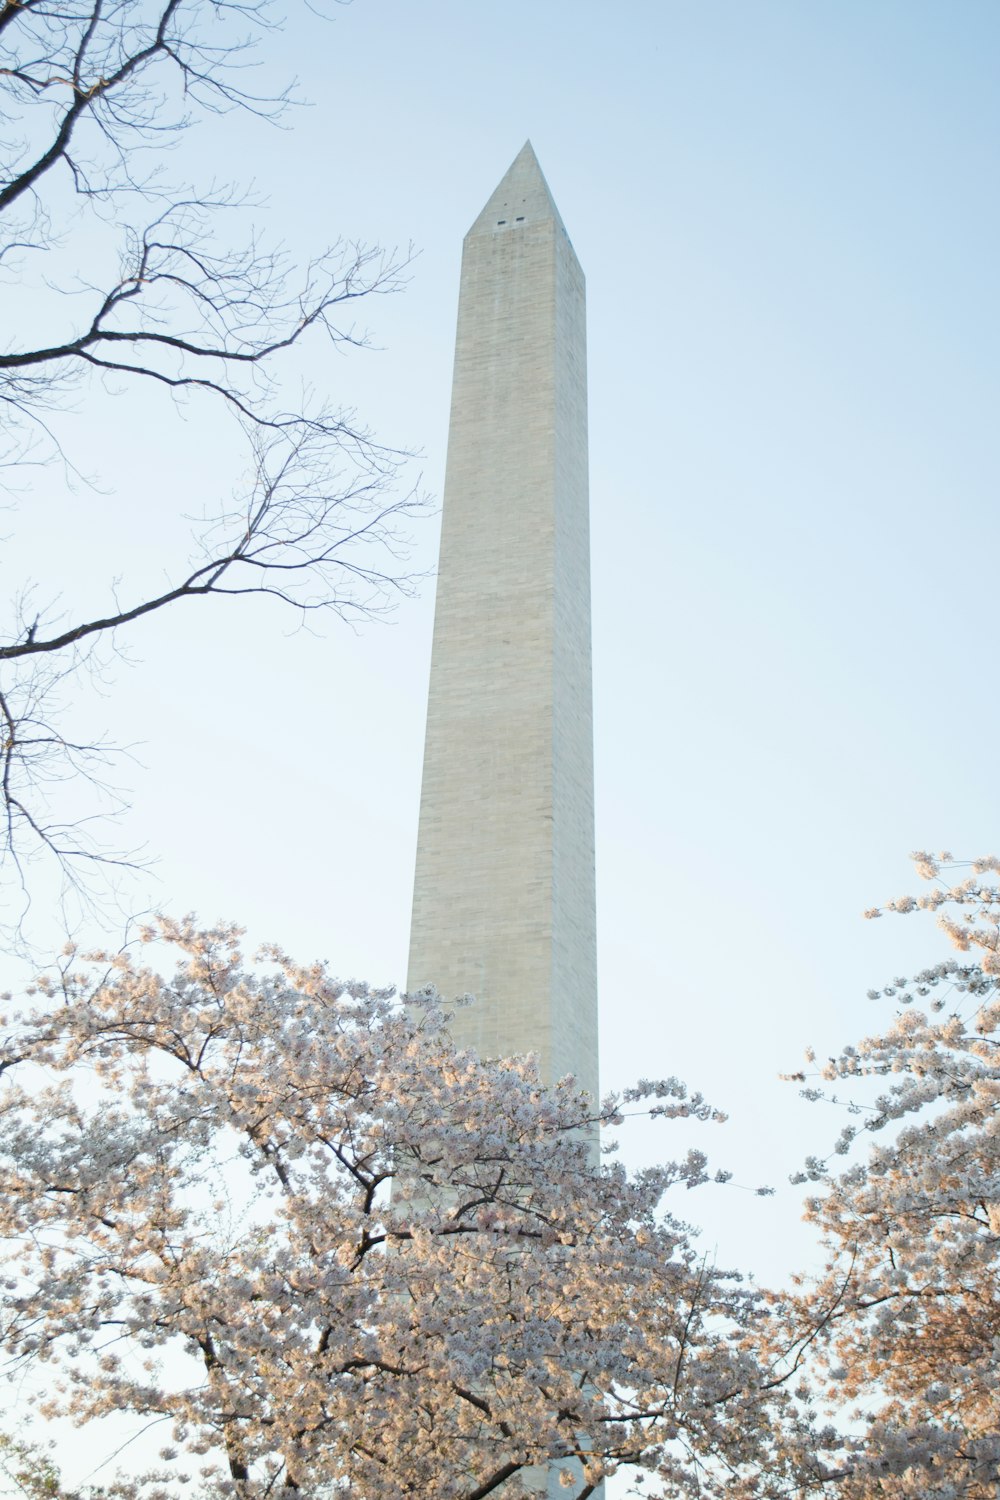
776,853,1000,1499
0,918,819,1500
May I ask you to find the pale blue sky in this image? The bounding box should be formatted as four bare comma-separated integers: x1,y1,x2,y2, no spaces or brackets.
5,0,1000,1290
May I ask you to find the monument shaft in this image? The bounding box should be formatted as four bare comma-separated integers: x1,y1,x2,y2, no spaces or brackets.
408,144,597,1104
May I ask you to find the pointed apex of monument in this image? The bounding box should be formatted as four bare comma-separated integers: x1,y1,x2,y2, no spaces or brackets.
468,141,569,240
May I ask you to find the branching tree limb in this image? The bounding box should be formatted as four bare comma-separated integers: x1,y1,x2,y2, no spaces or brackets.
0,921,824,1499
0,0,424,926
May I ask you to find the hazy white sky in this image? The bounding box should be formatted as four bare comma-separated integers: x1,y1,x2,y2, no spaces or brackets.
5,0,1000,1294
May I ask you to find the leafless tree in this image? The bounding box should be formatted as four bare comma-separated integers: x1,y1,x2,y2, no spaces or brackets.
0,0,421,929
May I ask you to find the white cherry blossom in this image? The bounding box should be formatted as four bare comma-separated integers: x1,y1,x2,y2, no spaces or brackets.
778,853,1000,1499
0,918,819,1500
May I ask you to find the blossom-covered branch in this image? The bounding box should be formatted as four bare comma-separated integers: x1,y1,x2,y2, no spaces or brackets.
774,852,1000,1499
0,919,824,1499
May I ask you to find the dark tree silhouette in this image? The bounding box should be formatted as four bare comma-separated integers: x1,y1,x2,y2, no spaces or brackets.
0,0,420,925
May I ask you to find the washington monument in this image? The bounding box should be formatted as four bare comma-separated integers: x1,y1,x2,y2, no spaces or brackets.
408,142,597,1105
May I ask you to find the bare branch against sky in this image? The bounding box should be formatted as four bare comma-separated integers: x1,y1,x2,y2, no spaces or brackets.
0,1,424,932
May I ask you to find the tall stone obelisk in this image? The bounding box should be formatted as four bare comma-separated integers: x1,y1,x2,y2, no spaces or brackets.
408,142,597,1106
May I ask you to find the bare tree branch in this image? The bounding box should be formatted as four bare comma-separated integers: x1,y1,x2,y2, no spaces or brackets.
0,0,425,933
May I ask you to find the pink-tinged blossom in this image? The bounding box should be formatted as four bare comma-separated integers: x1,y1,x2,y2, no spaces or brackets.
776,852,1000,1499
0,918,820,1500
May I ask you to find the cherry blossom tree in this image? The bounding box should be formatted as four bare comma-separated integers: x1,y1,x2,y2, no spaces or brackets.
779,853,1000,1499
0,918,824,1500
